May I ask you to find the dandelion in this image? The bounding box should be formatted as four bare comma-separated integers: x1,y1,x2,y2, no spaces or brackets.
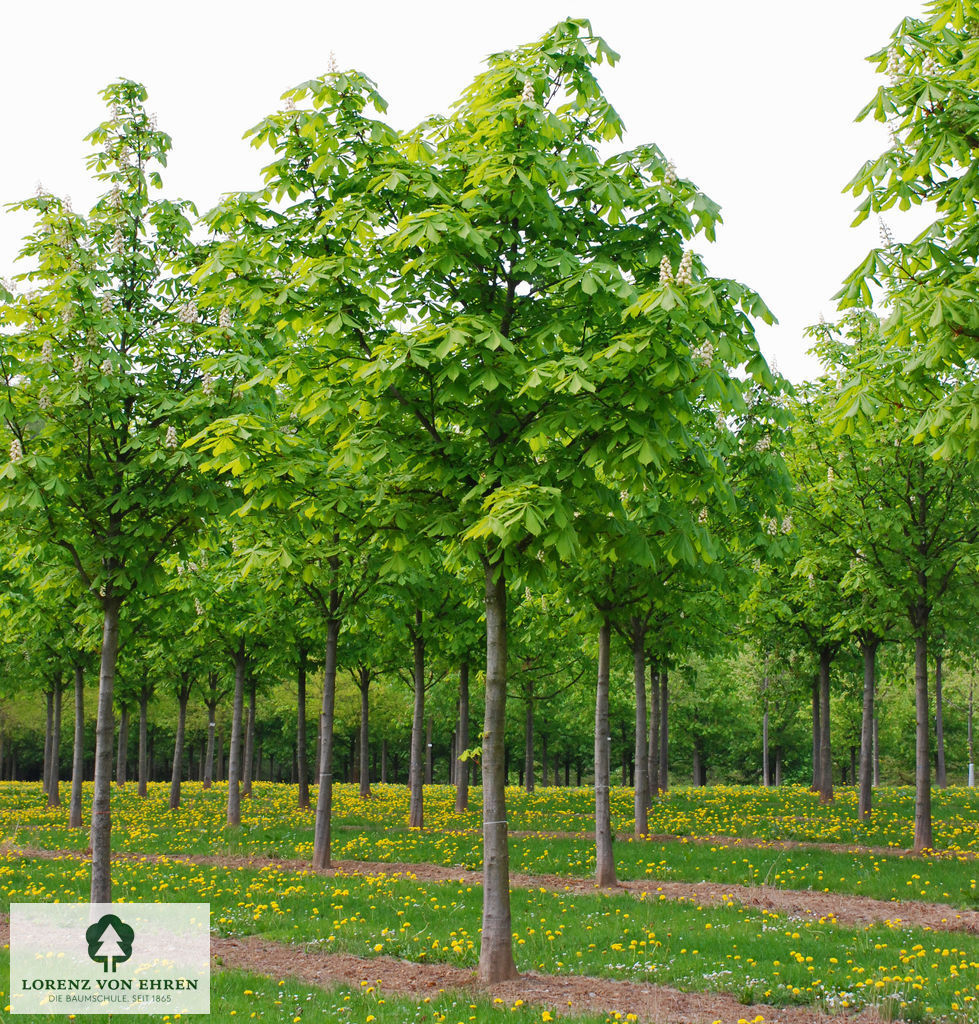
9,438,23,463
675,249,693,287
72,354,84,374
219,306,233,329
658,255,674,286
42,339,53,364
165,425,178,449
663,161,677,187
101,358,113,375
202,374,215,396
521,79,535,104
112,229,125,254
38,386,51,411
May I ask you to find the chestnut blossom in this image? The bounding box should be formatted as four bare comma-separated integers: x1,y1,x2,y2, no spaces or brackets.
9,438,23,463
42,339,53,364
328,50,338,74
219,306,233,329
658,255,674,286
165,425,178,449
202,374,215,396
38,386,51,411
675,249,693,287
521,79,534,103
178,301,199,325
663,161,677,187
72,354,84,374
112,229,125,254
101,358,113,375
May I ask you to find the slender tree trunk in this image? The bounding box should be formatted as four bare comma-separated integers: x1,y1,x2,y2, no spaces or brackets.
658,669,669,793
69,664,85,827
524,676,535,794
761,661,770,786
358,667,371,798
631,619,649,836
409,611,425,828
242,676,256,798
203,696,216,790
138,684,150,798
969,678,975,788
540,731,548,789
818,647,833,803
227,639,246,827
381,740,388,784
912,616,933,853
873,710,880,787
169,685,190,810
312,615,339,869
692,737,702,786
297,654,309,809
91,596,122,903
648,662,660,798
935,651,947,789
811,674,820,791
115,705,128,789
48,679,62,807
774,748,783,786
858,638,878,819
455,662,470,812
425,715,433,785
43,686,54,798
478,556,517,984
595,617,618,888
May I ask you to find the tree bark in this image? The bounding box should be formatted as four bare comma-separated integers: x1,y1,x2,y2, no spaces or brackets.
138,682,151,798
90,596,122,903
409,610,425,828
761,661,770,787
203,674,217,790
69,664,84,827
115,704,128,789
478,556,517,984
524,675,535,794
227,638,246,827
455,662,470,812
811,673,820,791
631,618,649,836
425,715,433,785
913,621,933,852
648,662,660,798
312,614,339,869
358,666,372,798
858,637,878,820
658,669,669,793
595,617,618,888
242,676,256,798
47,679,62,807
169,681,191,810
43,685,54,799
297,653,310,809
818,646,834,803
935,651,947,789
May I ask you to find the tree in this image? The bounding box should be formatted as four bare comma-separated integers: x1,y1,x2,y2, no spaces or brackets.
0,81,229,899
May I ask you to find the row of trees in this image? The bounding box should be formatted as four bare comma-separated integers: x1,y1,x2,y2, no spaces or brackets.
1,9,977,983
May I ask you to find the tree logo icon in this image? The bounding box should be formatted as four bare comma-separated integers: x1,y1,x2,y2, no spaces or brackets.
85,914,134,973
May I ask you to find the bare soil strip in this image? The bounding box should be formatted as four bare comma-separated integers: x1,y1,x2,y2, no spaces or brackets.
0,916,877,1023
8,845,978,935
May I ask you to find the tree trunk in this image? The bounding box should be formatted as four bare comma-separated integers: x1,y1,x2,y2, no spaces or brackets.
409,610,425,828
478,556,517,984
48,679,62,807
658,669,669,793
969,678,975,788
873,711,880,787
858,638,878,820
912,623,933,853
818,647,833,803
648,662,660,798
90,596,122,903
811,674,820,791
761,662,770,786
203,684,217,790
115,704,129,789
595,617,617,888
524,676,535,794
313,614,339,869
169,684,190,810
227,638,246,827
297,653,309,808
242,676,256,798
455,662,470,812
425,715,433,785
631,619,649,836
540,731,548,789
381,739,388,784
43,686,54,799
935,651,947,789
358,667,371,798
69,664,84,828
138,683,150,798
774,748,783,787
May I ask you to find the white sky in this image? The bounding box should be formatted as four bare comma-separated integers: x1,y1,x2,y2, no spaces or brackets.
0,0,922,382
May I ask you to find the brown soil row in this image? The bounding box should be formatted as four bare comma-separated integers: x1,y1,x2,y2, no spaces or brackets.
10,844,979,935
0,916,879,1023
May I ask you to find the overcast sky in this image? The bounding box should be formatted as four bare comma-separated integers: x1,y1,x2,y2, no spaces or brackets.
0,0,922,382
